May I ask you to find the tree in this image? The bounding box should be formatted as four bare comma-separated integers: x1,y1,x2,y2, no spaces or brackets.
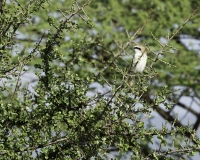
0,0,200,159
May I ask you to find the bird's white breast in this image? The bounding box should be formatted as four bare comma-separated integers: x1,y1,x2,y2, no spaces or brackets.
133,50,147,72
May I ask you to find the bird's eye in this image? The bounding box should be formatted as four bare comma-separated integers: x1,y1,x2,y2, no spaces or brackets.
134,47,141,51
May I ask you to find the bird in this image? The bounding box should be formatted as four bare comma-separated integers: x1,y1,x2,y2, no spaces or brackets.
132,44,147,73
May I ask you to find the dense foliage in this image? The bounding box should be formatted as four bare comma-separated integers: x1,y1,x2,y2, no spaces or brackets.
0,0,200,159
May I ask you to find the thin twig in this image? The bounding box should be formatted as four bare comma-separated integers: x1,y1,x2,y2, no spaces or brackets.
150,7,199,69
12,58,24,98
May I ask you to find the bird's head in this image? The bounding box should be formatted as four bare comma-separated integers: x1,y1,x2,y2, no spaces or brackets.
134,44,146,55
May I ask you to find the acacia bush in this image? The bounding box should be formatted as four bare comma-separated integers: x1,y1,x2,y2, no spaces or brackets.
0,0,200,159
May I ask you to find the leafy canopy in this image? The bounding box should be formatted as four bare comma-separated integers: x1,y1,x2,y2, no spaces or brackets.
0,0,200,159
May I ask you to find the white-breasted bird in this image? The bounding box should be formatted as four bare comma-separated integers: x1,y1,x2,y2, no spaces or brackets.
132,44,147,73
